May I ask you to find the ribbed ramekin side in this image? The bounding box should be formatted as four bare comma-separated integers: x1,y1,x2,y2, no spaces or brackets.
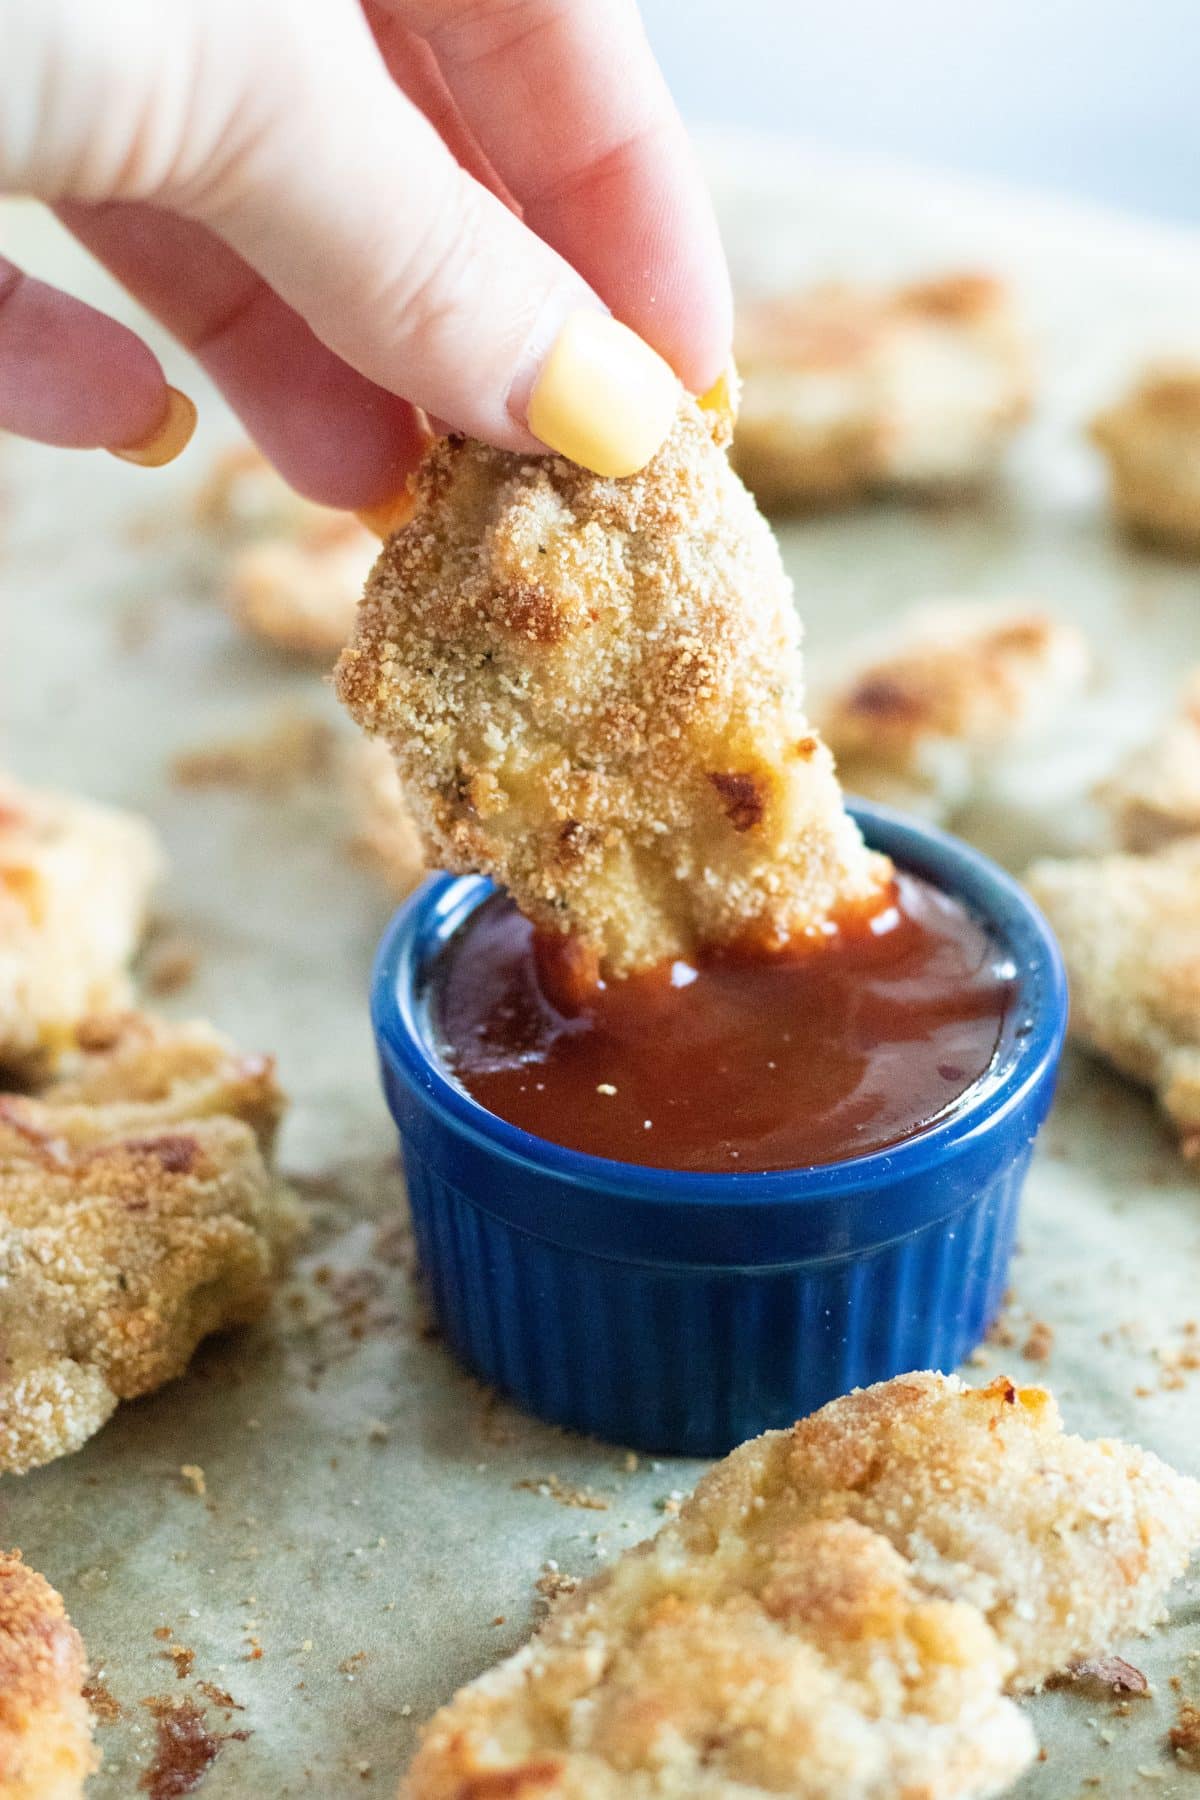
401,1131,1033,1457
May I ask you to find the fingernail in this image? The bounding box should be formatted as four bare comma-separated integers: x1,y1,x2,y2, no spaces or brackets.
698,358,740,440
356,487,419,539
526,311,679,478
108,386,197,467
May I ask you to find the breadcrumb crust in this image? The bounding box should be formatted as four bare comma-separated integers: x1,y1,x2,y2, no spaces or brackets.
0,775,162,1076
818,600,1090,819
337,402,885,976
1097,669,1200,850
0,1551,97,1799
0,1013,299,1474
1027,838,1200,1154
402,1372,1200,1798
1092,364,1200,553
733,274,1031,511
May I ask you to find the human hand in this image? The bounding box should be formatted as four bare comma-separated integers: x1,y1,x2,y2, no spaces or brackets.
2,0,731,505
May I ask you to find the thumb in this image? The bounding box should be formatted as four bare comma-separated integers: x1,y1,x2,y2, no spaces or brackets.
190,8,682,477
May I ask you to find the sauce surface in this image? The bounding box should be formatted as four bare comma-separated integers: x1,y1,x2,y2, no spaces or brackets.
432,874,1014,1173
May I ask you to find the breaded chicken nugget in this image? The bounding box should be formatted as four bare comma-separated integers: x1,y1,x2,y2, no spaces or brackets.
0,1552,97,1799
1096,670,1200,850
0,1014,298,1474
0,775,162,1076
818,601,1091,819
404,1515,1034,1800
1091,363,1200,552
687,1371,1200,1691
3,1010,285,1156
1027,838,1200,1152
196,444,375,661
338,402,886,979
343,739,426,899
733,274,1031,511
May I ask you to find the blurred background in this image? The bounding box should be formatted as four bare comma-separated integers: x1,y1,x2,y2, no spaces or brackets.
642,0,1193,223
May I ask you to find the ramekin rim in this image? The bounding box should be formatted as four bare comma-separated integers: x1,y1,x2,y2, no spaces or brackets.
370,801,1067,1206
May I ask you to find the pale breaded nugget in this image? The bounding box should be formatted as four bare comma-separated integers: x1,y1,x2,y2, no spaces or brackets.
0,1552,97,1799
0,1014,298,1474
1096,669,1200,850
686,1372,1200,1692
196,444,375,661
1091,363,1200,552
0,775,163,1075
338,402,886,978
817,601,1091,819
405,1371,1199,1797
405,1515,1035,1800
1027,838,1200,1152
343,739,426,900
733,274,1031,511
7,1010,286,1156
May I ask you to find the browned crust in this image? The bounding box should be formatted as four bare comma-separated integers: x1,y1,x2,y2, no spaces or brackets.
0,1552,97,1797
337,402,884,977
0,1012,298,1474
732,271,1030,511
1092,363,1200,552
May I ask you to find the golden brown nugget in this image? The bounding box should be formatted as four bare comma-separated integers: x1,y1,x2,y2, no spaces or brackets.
686,1371,1200,1692
1091,363,1200,552
818,601,1091,819
1096,669,1200,849
0,1552,97,1799
1028,838,1200,1150
2,1011,286,1156
343,740,426,899
197,444,375,661
0,1015,298,1474
0,775,163,1076
404,1516,1035,1800
733,274,1031,511
338,402,885,979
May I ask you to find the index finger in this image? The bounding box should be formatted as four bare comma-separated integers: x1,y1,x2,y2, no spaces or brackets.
378,0,732,393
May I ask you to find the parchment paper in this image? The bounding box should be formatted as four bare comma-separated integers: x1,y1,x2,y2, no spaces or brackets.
3,136,1200,1796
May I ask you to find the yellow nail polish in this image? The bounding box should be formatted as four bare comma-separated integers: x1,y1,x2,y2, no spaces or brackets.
108,386,197,468
527,312,679,478
355,487,419,539
698,358,740,440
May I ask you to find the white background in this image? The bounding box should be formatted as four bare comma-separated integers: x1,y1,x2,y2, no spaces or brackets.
641,0,1194,223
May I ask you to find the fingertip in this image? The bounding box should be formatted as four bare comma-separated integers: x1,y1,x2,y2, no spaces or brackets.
107,386,198,467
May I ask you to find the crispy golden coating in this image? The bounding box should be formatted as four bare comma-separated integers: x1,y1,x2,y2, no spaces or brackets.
0,1012,298,1474
338,402,885,977
686,1372,1200,1692
405,1371,1200,1796
405,1515,1034,1800
818,601,1092,819
0,1553,97,1800
0,774,163,1076
733,275,1031,511
1091,364,1200,552
343,740,426,899
1027,838,1200,1151
1097,669,1200,850
197,444,374,661
6,1010,286,1156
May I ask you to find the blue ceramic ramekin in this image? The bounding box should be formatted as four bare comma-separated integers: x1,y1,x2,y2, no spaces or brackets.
372,803,1067,1456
